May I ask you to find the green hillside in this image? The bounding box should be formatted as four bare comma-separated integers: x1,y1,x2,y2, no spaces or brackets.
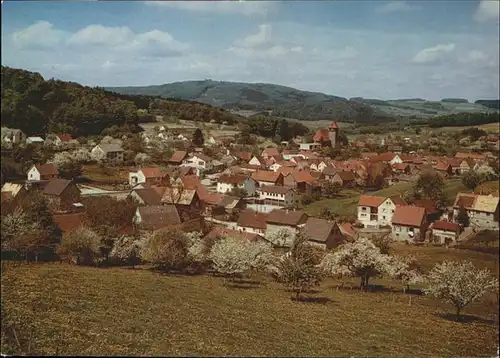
106,80,497,123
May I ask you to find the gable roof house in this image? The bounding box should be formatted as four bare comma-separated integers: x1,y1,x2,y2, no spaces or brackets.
160,186,201,221
53,134,74,146
391,205,427,243
1,128,26,144
301,217,343,250
129,167,168,187
42,179,81,211
236,210,269,235
1,182,26,202
128,187,163,206
251,170,284,187
27,163,59,181
133,205,181,231
357,195,399,228
91,144,124,162
168,150,188,165
453,193,499,230
329,171,356,187
265,209,308,247
258,185,296,207
433,162,453,177
216,173,257,196
261,147,280,160
429,220,460,245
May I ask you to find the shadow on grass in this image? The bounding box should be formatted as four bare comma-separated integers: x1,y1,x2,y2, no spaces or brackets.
292,296,333,304
437,313,497,325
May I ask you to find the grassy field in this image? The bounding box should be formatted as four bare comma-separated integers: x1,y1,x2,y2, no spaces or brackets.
304,179,468,217
2,245,498,357
82,164,133,182
433,122,500,134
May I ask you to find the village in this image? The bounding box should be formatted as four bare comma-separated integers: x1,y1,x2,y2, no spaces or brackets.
1,119,499,250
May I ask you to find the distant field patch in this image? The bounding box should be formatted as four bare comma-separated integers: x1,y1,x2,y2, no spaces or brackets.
433,122,499,133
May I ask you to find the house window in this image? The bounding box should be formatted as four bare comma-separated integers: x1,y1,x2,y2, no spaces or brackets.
383,216,386,219
362,207,367,212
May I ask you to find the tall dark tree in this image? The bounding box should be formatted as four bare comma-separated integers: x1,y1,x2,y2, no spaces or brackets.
192,128,204,146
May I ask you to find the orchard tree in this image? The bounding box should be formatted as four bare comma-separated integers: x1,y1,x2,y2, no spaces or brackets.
321,237,390,289
323,181,342,198
461,171,483,190
414,170,446,208
139,230,190,272
270,232,323,301
209,236,272,281
424,261,498,320
56,226,102,265
109,235,141,268
387,255,424,293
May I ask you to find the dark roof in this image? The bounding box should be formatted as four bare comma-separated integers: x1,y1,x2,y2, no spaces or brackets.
52,212,88,232
219,173,248,185
323,166,341,176
413,199,438,215
302,217,335,243
267,209,307,226
137,205,181,230
35,163,59,176
237,210,268,230
337,171,355,181
259,185,294,194
132,188,162,205
42,179,73,196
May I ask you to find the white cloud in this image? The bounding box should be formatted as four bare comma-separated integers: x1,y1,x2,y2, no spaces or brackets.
68,25,134,46
376,1,416,14
11,21,68,49
101,60,116,69
237,24,272,48
474,0,500,22
412,43,455,64
146,1,274,16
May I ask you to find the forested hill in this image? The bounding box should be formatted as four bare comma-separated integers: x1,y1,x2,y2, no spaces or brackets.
106,80,497,122
0,66,240,137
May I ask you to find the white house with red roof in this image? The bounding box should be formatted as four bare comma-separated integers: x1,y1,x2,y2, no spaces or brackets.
128,167,168,187
27,163,60,181
430,220,460,245
52,134,74,146
357,195,403,228
391,205,427,242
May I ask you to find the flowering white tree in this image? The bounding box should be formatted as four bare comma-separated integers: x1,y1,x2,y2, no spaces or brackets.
134,152,151,166
56,226,102,265
0,208,43,260
265,229,291,248
321,237,391,289
424,261,498,320
387,255,425,293
109,235,141,268
209,236,273,279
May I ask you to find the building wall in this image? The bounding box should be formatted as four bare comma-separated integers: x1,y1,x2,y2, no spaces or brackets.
27,167,40,181
91,147,106,161
392,224,422,242
454,208,499,230
242,178,256,196
217,182,234,194
235,224,266,235
258,190,294,206
357,199,395,228
283,174,297,188
431,228,457,244
328,128,338,148
249,157,262,166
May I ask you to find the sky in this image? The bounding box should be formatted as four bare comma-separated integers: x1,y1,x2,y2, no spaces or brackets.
1,0,499,101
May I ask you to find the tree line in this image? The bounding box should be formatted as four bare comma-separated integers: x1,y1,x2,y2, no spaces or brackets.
427,112,499,128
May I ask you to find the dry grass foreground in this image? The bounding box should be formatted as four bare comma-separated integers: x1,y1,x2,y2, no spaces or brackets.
2,243,499,357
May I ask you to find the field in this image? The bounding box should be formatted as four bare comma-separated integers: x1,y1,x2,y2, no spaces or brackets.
139,119,240,139
2,243,498,357
304,178,468,217
433,122,500,134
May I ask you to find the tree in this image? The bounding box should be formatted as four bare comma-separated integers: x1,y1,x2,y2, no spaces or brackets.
414,170,446,208
109,235,141,268
139,230,191,272
209,236,273,280
462,171,482,190
321,237,390,289
57,160,83,179
56,227,102,265
323,181,342,198
424,261,498,320
229,187,248,198
193,128,204,146
387,255,424,293
266,229,291,247
270,232,323,301
455,204,470,227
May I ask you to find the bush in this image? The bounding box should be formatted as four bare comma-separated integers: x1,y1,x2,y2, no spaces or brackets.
56,227,102,265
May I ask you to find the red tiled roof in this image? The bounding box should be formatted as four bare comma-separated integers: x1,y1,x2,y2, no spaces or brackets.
434,162,451,171
237,210,268,230
251,170,282,183
377,152,397,162
392,205,426,227
337,171,355,181
232,151,252,161
262,147,280,157
169,151,187,163
35,163,59,176
413,199,438,215
432,220,459,233
358,195,386,208
453,193,477,209
393,163,409,170
139,167,166,178
313,128,329,143
292,170,315,183
137,205,181,230
57,134,73,142
339,222,356,237
329,121,339,129
219,173,248,185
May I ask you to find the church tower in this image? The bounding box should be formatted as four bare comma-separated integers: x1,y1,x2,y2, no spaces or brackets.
328,121,339,148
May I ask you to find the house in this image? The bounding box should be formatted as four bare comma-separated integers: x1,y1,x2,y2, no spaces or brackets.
357,195,400,228
52,212,88,233
429,220,460,245
261,147,280,160
375,152,403,165
216,174,256,196
309,160,328,172
322,166,341,181
299,142,321,151
251,170,284,187
27,164,59,181
159,186,201,221
434,162,453,177
1,182,26,201
269,160,297,172
53,134,73,146
329,171,356,187
42,179,81,211
1,128,26,144
458,159,475,174
301,217,338,250
265,209,308,247
413,199,440,222
453,193,499,230
128,167,168,187
287,170,315,193
168,150,188,165
231,151,252,162
182,154,221,174
236,210,269,235
391,205,427,243
204,227,267,245
133,205,181,231
91,144,124,162
128,187,163,206
392,163,411,174
248,156,264,167
258,185,295,207
312,121,339,148
282,150,305,161
26,136,44,144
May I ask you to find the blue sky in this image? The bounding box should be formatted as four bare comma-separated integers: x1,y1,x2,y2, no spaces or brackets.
1,1,499,100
